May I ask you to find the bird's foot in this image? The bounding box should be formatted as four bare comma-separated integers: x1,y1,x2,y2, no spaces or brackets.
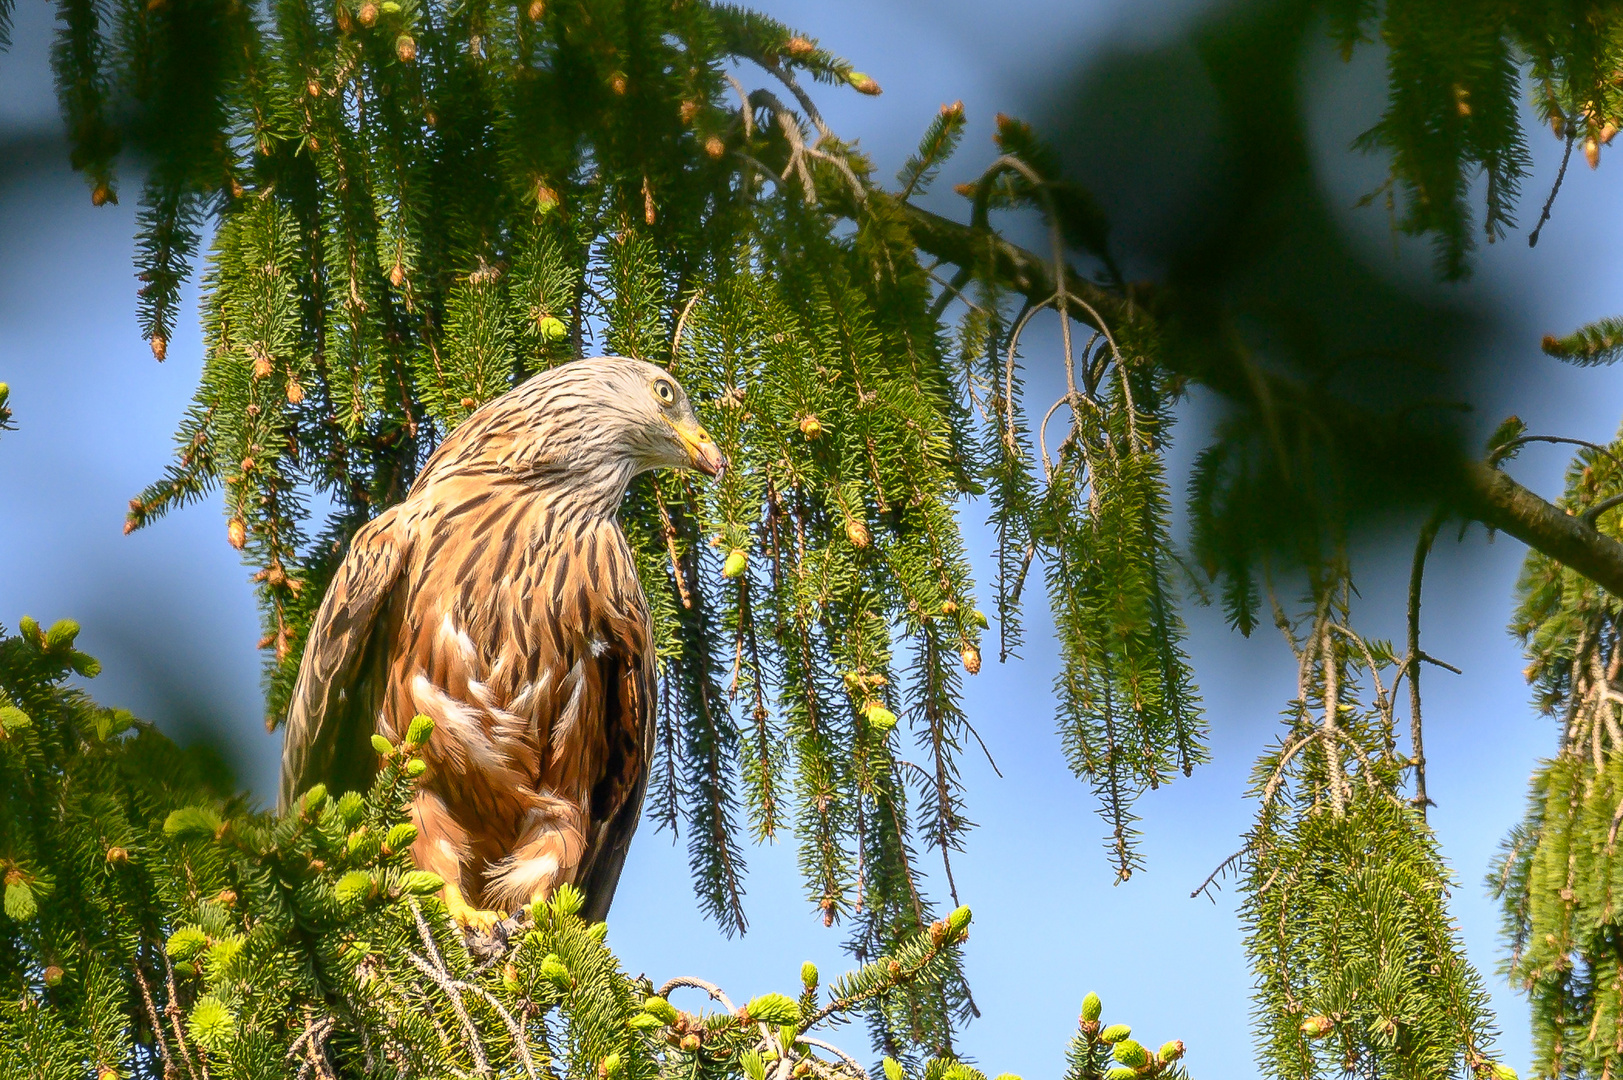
443,883,506,936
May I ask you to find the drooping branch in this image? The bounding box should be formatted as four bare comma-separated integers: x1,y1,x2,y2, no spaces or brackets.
887,197,1623,598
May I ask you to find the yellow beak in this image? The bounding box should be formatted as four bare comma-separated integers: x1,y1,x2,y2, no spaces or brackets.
675,422,726,477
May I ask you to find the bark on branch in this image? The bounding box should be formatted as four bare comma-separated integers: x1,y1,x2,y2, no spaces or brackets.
890,196,1623,597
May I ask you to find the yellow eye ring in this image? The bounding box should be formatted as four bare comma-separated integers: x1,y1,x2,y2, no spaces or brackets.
653,379,676,404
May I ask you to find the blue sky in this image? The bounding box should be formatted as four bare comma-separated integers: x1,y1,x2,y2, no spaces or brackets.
5,1,1623,1075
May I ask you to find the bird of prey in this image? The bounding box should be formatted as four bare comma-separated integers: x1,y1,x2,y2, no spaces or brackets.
279,356,724,930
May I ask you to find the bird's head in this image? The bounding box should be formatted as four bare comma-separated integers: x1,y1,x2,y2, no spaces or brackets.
434,357,726,512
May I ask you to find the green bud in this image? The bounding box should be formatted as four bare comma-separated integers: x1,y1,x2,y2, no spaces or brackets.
163,806,223,839
399,870,444,895
379,0,400,10
741,1050,767,1080
538,316,568,343
347,827,379,859
1104,1070,1136,1080
1112,1040,1150,1069
0,705,31,733
42,964,64,986
970,608,989,629
744,992,801,1026
334,871,375,906
723,548,748,579
627,1012,663,1031
642,995,679,1024
45,619,80,651
166,925,208,960
406,758,428,777
1099,1024,1131,1044
371,733,394,756
539,953,572,992
1081,991,1102,1022
882,1059,904,1080
864,704,898,735
1299,1015,1334,1039
1157,1040,1185,1064
173,961,197,979
845,70,880,95
188,996,236,1052
587,921,608,943
601,1053,623,1080
302,783,329,811
17,616,39,643
203,934,245,977
334,791,366,826
800,960,818,989
945,905,972,937
385,823,419,851
551,882,584,918
1490,1066,1518,1080
0,383,9,407
69,651,101,678
405,713,435,748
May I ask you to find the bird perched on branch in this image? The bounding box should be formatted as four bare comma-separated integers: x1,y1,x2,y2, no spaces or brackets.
279,356,724,930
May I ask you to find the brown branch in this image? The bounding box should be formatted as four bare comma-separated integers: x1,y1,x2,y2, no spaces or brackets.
888,195,1623,598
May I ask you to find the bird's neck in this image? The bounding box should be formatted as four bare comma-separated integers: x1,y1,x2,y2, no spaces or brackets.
529,455,638,530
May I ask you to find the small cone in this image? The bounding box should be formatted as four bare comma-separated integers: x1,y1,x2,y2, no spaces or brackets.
150,334,167,361
960,646,981,674
227,518,247,549
396,34,416,62
357,1,377,23
527,0,544,18
1586,136,1601,169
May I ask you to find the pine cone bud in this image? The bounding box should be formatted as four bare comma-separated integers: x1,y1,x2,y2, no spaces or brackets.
1604,121,1619,145
785,36,815,57
680,1034,701,1052
1157,1040,1185,1063
1081,991,1102,1021
252,354,273,379
502,961,520,988
705,135,726,158
801,961,818,989
43,965,64,986
535,183,559,211
384,822,419,853
799,415,823,439
396,34,416,62
679,99,699,124
643,995,679,1024
1112,1040,1150,1069
723,548,748,578
945,904,971,937
302,783,328,810
334,870,374,906
940,600,958,616
390,263,406,287
610,71,628,95
150,334,167,361
864,703,898,736
227,517,247,549
743,987,801,1026
1100,1023,1131,1044
1586,136,1601,169
405,713,435,748
106,846,129,864
539,953,572,992
941,100,964,118
527,0,544,17
960,646,981,674
215,888,237,907
1300,1015,1334,1038
371,733,394,757
405,757,427,777
357,1,377,23
286,380,305,405
846,71,881,95
92,183,114,207
846,519,870,548
538,315,568,342
45,619,79,651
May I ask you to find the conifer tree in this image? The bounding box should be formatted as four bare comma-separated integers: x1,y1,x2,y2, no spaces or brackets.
12,0,1623,1078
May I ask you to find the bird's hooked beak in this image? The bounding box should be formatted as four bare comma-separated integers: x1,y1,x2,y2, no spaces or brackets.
673,420,727,478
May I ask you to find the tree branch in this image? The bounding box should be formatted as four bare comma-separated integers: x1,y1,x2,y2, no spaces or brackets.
889,196,1623,597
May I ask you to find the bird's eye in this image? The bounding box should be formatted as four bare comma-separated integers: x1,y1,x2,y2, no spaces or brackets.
653,379,676,405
